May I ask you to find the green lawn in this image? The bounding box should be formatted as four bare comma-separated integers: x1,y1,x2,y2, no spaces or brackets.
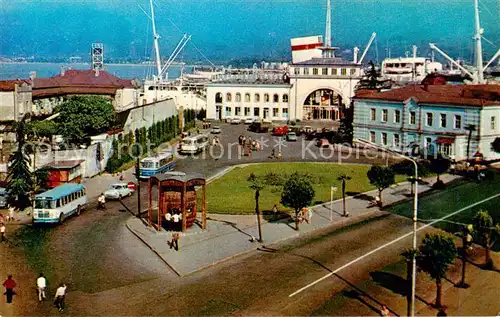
389,177,500,250
206,163,406,215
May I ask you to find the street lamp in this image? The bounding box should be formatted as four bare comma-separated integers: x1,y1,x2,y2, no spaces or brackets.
355,138,418,317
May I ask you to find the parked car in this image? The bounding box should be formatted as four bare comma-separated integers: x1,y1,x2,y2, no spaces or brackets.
0,188,8,208
286,131,298,141
211,126,222,134
104,183,133,200
317,138,330,148
248,122,270,133
244,118,254,124
127,181,137,192
273,126,289,136
231,118,242,124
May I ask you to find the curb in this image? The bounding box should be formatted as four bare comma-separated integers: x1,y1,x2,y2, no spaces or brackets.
125,221,182,277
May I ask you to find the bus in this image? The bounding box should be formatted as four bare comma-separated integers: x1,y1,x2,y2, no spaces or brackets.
33,183,88,224
139,151,176,179
180,135,209,154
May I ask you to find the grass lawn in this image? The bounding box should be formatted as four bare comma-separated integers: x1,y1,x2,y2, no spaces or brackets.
389,177,500,250
206,163,407,215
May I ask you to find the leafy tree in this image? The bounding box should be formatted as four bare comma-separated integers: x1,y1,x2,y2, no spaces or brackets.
419,233,457,308
55,96,115,143
337,174,351,217
337,106,353,144
6,121,33,209
430,155,451,183
355,60,387,92
472,210,498,269
390,160,430,196
33,167,49,193
248,173,265,242
367,165,395,206
454,225,473,288
281,172,315,230
25,120,58,139
464,124,476,160
197,109,207,120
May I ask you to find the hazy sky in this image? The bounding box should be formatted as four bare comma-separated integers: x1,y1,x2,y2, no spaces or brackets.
0,0,498,61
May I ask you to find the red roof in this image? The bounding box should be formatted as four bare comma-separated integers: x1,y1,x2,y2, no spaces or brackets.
0,79,31,91
34,69,134,89
355,84,500,107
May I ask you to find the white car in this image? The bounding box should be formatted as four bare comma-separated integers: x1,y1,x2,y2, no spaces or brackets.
211,126,222,134
104,183,133,200
231,118,242,124
244,118,254,124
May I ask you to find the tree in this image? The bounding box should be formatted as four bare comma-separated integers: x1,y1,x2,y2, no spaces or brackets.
337,174,351,217
491,137,500,154
281,172,315,231
248,173,265,242
355,60,387,92
25,120,58,140
419,233,457,308
6,121,34,209
33,167,49,193
55,96,116,143
430,155,451,183
337,106,353,144
472,210,497,269
366,165,395,206
390,160,430,195
454,225,473,288
465,124,476,161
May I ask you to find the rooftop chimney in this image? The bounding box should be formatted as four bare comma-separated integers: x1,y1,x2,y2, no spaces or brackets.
95,68,100,77
353,47,360,64
29,71,36,87
60,66,65,76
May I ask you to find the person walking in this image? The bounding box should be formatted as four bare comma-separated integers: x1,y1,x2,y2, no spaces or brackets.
97,193,106,210
3,275,16,304
37,273,47,302
306,208,313,224
380,305,390,317
8,205,15,222
54,283,67,312
1,223,6,243
170,232,179,251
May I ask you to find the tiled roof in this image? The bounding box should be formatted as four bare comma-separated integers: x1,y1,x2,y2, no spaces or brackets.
0,79,31,91
33,69,134,89
355,84,500,107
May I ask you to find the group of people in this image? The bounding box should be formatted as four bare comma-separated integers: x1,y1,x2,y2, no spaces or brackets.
202,121,212,129
298,207,313,224
164,210,184,231
268,148,283,160
3,274,67,312
211,136,221,146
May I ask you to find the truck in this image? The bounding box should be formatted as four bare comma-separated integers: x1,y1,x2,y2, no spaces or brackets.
248,122,270,133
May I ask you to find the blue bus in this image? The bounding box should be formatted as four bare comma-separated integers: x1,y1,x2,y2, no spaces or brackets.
139,151,176,179
33,183,88,224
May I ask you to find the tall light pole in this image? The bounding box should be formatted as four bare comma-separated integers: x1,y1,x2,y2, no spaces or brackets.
356,139,418,317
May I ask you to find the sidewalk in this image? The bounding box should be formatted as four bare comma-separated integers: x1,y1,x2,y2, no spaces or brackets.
126,174,462,276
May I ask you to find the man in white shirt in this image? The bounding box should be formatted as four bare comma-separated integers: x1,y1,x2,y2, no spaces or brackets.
172,213,180,230
8,206,15,222
54,283,67,312
97,194,106,210
36,273,46,302
1,223,6,243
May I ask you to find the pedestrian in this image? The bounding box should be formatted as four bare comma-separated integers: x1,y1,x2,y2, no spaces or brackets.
97,193,106,210
278,151,283,160
272,204,279,213
306,208,313,224
170,232,179,251
380,305,390,317
172,212,180,231
8,205,15,222
3,275,16,304
1,223,6,243
54,283,67,312
37,273,47,302
375,195,381,207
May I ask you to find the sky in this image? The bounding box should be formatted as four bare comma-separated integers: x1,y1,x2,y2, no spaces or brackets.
0,0,498,63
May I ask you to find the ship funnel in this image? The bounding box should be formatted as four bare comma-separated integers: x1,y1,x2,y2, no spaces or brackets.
412,45,417,58
353,47,360,64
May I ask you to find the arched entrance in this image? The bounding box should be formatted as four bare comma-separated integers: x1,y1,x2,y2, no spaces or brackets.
302,88,343,121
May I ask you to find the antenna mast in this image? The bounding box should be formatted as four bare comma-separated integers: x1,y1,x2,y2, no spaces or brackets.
150,0,162,80
325,0,331,48
473,0,484,83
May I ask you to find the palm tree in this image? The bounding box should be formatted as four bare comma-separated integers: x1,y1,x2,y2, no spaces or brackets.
337,174,351,217
248,173,265,242
472,210,497,269
455,225,473,288
419,233,457,308
465,124,476,161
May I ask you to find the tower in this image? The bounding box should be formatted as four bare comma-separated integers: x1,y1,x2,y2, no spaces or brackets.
320,0,338,58
91,43,104,71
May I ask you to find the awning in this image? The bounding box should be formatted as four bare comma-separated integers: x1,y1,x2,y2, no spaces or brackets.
435,137,455,145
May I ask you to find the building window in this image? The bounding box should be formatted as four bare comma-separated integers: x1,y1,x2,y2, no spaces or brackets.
410,111,416,125
282,108,288,118
394,134,400,147
425,137,432,151
245,93,251,103
440,113,447,128
382,109,388,122
322,68,328,75
225,106,232,116
273,94,279,103
254,93,260,102
226,93,232,102
304,68,309,75
370,108,376,121
491,116,496,130
264,94,270,102
235,107,241,116
382,132,388,145
331,68,337,75
313,68,319,75
253,108,260,117
454,115,462,129
294,68,300,75
235,93,241,102
426,113,433,126
244,107,251,116
215,92,222,103
370,131,376,143
282,94,289,103
273,108,279,117
341,68,347,75
350,68,356,75
394,110,401,123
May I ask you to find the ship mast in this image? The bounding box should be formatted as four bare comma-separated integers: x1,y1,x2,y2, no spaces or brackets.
473,0,484,83
150,0,162,81
325,0,331,49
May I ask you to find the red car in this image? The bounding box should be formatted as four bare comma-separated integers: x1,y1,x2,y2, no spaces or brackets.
127,181,137,192
317,138,330,148
273,126,289,136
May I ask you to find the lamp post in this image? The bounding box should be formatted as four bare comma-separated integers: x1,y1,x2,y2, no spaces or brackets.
330,186,337,221
356,139,418,317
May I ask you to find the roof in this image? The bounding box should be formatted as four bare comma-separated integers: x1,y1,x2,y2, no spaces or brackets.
152,172,205,184
35,183,86,199
43,160,84,170
33,70,134,89
292,57,359,67
355,84,500,107
0,79,31,91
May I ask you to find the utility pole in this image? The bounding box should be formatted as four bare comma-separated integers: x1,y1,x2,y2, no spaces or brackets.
136,156,141,218
473,0,484,84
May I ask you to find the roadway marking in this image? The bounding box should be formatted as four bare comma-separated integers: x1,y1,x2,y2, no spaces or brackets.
288,192,500,298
